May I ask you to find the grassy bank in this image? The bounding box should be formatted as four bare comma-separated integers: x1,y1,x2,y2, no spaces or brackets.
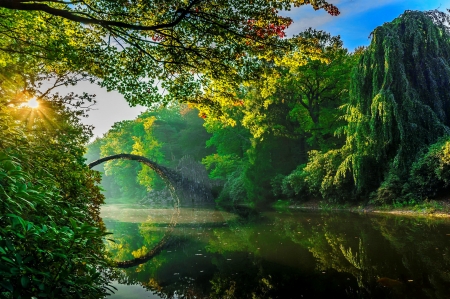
273,199,450,217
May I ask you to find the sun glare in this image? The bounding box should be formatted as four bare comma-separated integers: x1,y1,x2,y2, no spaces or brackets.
25,98,39,108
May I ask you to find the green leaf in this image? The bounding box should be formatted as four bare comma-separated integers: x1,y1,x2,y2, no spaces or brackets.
0,280,13,292
69,218,78,229
21,276,29,288
15,253,22,266
1,256,15,265
9,267,20,275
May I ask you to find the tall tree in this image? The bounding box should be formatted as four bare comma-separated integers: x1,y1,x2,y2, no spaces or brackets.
342,10,450,194
283,10,450,203
274,30,353,148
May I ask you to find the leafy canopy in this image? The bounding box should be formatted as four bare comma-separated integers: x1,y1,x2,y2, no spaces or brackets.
0,0,340,106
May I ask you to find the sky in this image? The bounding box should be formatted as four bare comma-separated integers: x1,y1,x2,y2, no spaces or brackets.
76,0,450,139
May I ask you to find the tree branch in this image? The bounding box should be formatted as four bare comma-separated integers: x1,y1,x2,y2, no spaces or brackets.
0,0,201,31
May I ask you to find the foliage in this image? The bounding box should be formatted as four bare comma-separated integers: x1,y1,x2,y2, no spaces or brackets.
270,29,354,148
342,10,450,195
194,30,356,204
281,10,450,204
196,30,353,148
0,71,114,298
85,105,214,201
282,149,355,202
407,137,450,200
0,156,113,298
202,109,306,203
99,117,164,198
0,0,339,107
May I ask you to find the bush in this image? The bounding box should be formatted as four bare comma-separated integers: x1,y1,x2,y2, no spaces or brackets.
0,153,114,298
282,149,356,203
407,137,450,199
281,165,308,199
0,102,114,298
371,172,404,205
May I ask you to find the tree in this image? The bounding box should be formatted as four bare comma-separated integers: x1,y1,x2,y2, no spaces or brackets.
273,30,354,148
0,0,340,106
190,31,355,204
194,30,354,147
86,105,214,200
341,10,450,197
99,119,158,198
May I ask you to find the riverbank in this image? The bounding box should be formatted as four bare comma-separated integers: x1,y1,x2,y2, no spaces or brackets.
279,199,450,218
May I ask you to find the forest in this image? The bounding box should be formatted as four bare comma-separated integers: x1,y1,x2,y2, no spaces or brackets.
87,11,450,207
1,1,450,298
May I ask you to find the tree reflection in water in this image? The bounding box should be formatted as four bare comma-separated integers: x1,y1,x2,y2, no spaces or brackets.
102,205,450,299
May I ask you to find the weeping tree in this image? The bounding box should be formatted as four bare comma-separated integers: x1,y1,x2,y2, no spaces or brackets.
343,10,450,199
284,10,450,203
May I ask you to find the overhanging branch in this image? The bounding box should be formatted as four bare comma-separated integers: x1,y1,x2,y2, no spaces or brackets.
0,0,201,31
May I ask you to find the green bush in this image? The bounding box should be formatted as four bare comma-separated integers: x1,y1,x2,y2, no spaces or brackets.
0,153,114,299
282,149,355,203
280,165,308,199
408,137,450,199
371,172,404,205
0,100,114,298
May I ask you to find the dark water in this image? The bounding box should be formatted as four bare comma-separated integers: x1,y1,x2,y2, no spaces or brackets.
101,204,450,299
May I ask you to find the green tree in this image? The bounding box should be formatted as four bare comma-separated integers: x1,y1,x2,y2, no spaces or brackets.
99,119,159,198
283,10,450,203
341,10,450,200
86,105,214,200
273,30,354,148
0,0,340,106
195,30,354,153
195,30,354,203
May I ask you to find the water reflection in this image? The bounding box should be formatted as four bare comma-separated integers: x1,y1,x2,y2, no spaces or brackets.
101,205,450,299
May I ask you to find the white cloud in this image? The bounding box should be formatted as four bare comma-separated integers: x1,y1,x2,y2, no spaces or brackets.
283,0,404,35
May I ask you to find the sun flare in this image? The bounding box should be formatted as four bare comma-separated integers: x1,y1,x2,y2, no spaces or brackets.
25,98,39,108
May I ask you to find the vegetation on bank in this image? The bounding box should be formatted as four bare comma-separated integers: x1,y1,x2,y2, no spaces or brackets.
274,199,450,217
0,81,114,297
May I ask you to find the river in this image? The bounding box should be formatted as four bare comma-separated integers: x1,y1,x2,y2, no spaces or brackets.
100,203,450,299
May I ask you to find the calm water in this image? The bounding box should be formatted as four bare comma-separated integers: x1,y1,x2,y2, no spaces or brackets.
101,204,450,299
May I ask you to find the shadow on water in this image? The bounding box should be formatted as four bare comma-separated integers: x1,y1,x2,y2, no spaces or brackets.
101,204,450,299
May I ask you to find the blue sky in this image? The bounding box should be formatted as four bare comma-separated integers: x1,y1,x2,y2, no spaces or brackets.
285,0,450,50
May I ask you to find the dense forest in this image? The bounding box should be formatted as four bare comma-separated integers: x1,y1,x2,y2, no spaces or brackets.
88,10,450,208
1,0,450,297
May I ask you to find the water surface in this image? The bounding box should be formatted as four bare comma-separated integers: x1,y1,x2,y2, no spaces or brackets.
101,204,450,299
